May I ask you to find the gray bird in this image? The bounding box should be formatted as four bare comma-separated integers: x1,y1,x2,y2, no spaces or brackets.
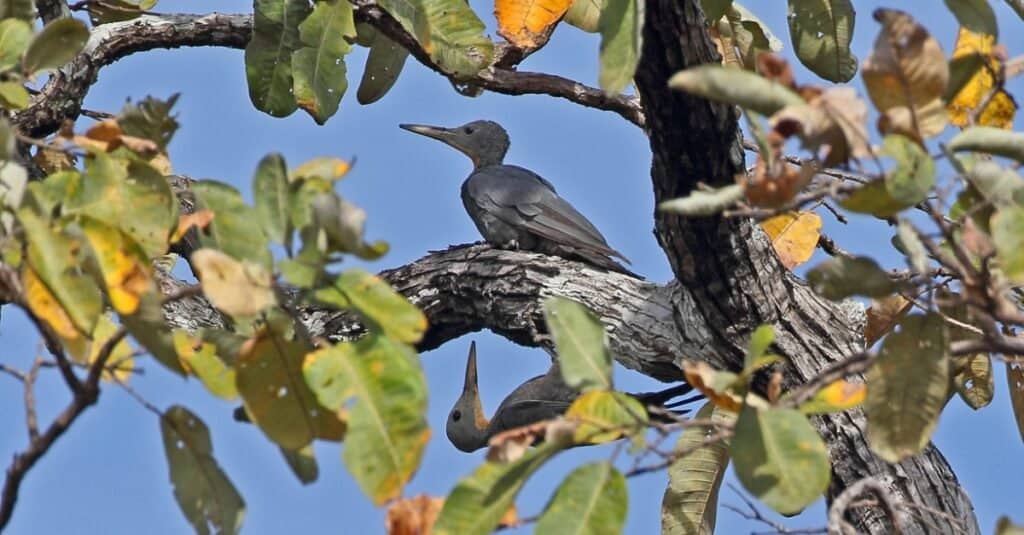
446,342,701,452
399,120,635,275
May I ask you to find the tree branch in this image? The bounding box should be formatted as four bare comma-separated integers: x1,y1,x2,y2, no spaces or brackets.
34,0,71,24
15,7,644,140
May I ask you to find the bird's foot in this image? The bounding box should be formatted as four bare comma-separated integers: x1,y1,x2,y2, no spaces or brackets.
499,239,520,250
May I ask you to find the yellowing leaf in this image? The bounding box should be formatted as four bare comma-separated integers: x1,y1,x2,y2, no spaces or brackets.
171,210,215,244
681,360,743,411
86,314,134,383
495,0,573,49
290,157,352,182
23,266,80,342
862,9,949,139
799,379,865,414
564,390,647,444
315,269,426,344
191,248,277,318
81,218,154,315
386,495,445,535
174,330,238,400
947,28,1018,128
761,212,821,269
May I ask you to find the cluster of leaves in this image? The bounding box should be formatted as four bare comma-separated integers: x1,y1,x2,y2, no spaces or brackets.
0,10,89,113
655,0,1024,525
0,86,439,532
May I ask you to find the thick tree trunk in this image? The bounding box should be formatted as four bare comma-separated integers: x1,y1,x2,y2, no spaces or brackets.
631,0,979,532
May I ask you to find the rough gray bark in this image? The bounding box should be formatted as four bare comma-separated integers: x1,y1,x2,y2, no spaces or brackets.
11,0,980,532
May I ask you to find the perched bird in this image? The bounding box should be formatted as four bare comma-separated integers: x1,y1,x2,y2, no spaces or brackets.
446,341,701,453
399,120,635,275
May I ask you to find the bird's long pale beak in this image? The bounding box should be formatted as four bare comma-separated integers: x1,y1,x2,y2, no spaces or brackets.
462,341,480,398
399,123,454,142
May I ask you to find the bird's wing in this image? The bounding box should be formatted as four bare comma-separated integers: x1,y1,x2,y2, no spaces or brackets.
490,399,573,432
468,165,630,263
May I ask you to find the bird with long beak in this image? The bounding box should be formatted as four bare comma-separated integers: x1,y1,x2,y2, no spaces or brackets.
399,120,635,275
446,342,702,453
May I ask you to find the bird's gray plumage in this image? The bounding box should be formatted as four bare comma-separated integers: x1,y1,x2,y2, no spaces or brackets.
400,120,634,275
446,342,700,453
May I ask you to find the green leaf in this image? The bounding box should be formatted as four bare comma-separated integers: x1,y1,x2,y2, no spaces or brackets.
997,516,1024,535
280,445,318,485
744,324,775,372
953,353,993,410
0,18,31,71
944,0,998,38
22,18,89,75
303,334,429,504
434,441,564,535
598,0,642,93
535,462,627,535
122,290,187,375
787,0,857,82
19,209,103,336
731,404,830,515
160,405,245,535
543,296,612,391
944,52,987,103
252,153,290,246
292,0,354,124
725,5,782,68
662,403,732,535
0,0,35,21
0,81,29,109
964,160,1022,207
0,160,26,232
564,0,605,32
190,180,273,268
992,204,1024,282
565,390,647,444
63,153,177,258
658,184,744,217
948,127,1024,163
173,330,238,400
669,66,804,116
865,313,949,462
881,134,935,206
235,326,344,450
839,180,912,217
806,256,899,300
699,0,732,22
314,268,427,344
378,0,493,78
896,219,929,274
87,0,157,24
118,94,180,151
245,0,311,117
356,30,409,105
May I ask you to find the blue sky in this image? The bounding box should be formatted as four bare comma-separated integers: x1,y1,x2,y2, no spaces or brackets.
1,0,1023,533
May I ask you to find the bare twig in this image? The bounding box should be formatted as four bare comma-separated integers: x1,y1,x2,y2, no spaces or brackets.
24,358,43,441
724,483,828,535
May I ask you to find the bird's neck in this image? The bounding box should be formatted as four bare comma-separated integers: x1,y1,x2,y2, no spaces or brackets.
473,151,506,168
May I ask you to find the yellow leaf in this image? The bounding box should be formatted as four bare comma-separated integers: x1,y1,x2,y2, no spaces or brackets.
23,266,82,343
290,157,352,182
191,248,276,317
799,379,865,414
86,314,134,383
681,360,743,412
81,218,154,315
173,330,238,400
947,28,1018,129
495,0,572,49
170,210,214,244
761,211,822,269
85,119,123,144
862,9,948,139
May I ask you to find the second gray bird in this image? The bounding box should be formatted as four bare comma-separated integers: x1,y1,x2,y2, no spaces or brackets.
447,342,701,452
399,120,634,275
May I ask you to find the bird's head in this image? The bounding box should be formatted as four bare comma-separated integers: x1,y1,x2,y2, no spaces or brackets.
399,120,510,168
446,341,490,452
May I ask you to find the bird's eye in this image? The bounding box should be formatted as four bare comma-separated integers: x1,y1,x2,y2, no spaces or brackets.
451,409,462,422
464,127,475,134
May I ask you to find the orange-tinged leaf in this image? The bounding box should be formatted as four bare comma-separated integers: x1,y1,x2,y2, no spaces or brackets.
81,218,154,315
864,295,912,346
495,0,572,49
799,379,865,414
681,360,743,411
171,210,215,244
85,118,123,144
385,495,445,535
862,9,949,139
743,158,817,208
761,211,821,269
23,266,80,341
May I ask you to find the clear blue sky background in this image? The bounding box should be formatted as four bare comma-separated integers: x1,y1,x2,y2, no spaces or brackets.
2,1,1023,533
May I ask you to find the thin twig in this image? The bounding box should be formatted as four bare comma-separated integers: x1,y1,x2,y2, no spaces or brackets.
24,358,43,441
724,483,828,535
